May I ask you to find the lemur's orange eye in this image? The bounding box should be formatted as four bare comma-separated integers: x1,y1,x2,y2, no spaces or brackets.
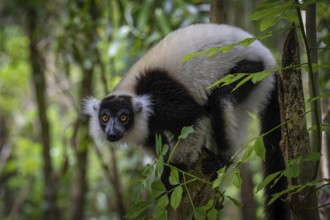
101,115,109,123
119,114,127,123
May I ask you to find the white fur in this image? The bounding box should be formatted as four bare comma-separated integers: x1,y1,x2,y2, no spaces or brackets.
82,97,107,144
82,97,100,116
170,116,210,164
117,24,276,105
121,95,153,145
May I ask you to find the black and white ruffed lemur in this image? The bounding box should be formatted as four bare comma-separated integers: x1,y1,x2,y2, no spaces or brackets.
83,24,289,220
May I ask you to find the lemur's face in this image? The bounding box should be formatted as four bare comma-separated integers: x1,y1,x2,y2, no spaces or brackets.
98,95,135,142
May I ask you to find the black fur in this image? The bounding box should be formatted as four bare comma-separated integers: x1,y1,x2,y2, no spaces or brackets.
135,69,205,139
207,59,264,152
260,79,290,220
134,69,208,190
201,147,230,178
226,59,264,103
207,60,289,219
99,95,135,131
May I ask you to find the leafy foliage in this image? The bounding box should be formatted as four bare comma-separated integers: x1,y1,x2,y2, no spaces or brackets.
126,127,272,219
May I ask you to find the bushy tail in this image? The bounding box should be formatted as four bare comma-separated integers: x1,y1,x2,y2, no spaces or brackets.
260,80,290,220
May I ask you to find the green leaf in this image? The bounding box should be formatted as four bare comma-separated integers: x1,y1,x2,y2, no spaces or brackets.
155,194,169,220
268,185,301,205
169,168,180,185
256,171,282,193
241,145,254,162
250,1,294,21
232,74,253,91
156,210,168,220
270,172,286,189
207,73,247,89
199,199,214,211
254,136,265,161
302,152,321,162
250,7,272,21
207,44,235,56
179,126,194,139
126,201,152,219
287,156,302,166
143,175,153,190
151,180,166,198
162,144,169,156
206,47,224,57
155,156,164,178
157,194,169,208
156,134,162,156
182,31,272,64
226,196,242,208
260,15,279,31
233,170,242,189
251,71,271,84
194,207,206,220
207,208,219,220
212,176,222,189
181,49,212,62
241,144,254,162
171,186,183,209
142,164,153,177
239,37,257,47
283,164,300,178
156,194,169,219
212,167,226,189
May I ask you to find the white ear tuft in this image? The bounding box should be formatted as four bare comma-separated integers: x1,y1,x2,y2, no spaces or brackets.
133,101,143,113
132,95,153,115
82,97,100,116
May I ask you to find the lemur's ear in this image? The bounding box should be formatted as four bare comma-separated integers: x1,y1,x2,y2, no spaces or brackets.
133,101,143,113
132,95,152,114
82,97,100,116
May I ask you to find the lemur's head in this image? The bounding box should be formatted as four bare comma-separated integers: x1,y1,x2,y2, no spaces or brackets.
82,94,152,145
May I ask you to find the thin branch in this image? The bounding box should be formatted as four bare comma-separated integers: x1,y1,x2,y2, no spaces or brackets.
93,145,115,184
306,202,330,210
9,178,32,219
183,174,196,211
295,1,322,179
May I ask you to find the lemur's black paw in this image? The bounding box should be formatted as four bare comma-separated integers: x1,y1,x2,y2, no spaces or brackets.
201,147,230,180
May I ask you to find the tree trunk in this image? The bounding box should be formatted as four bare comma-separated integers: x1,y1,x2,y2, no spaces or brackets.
306,4,321,165
27,7,58,219
0,114,16,218
169,150,224,219
210,0,226,24
69,67,93,220
278,24,320,220
320,109,330,220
